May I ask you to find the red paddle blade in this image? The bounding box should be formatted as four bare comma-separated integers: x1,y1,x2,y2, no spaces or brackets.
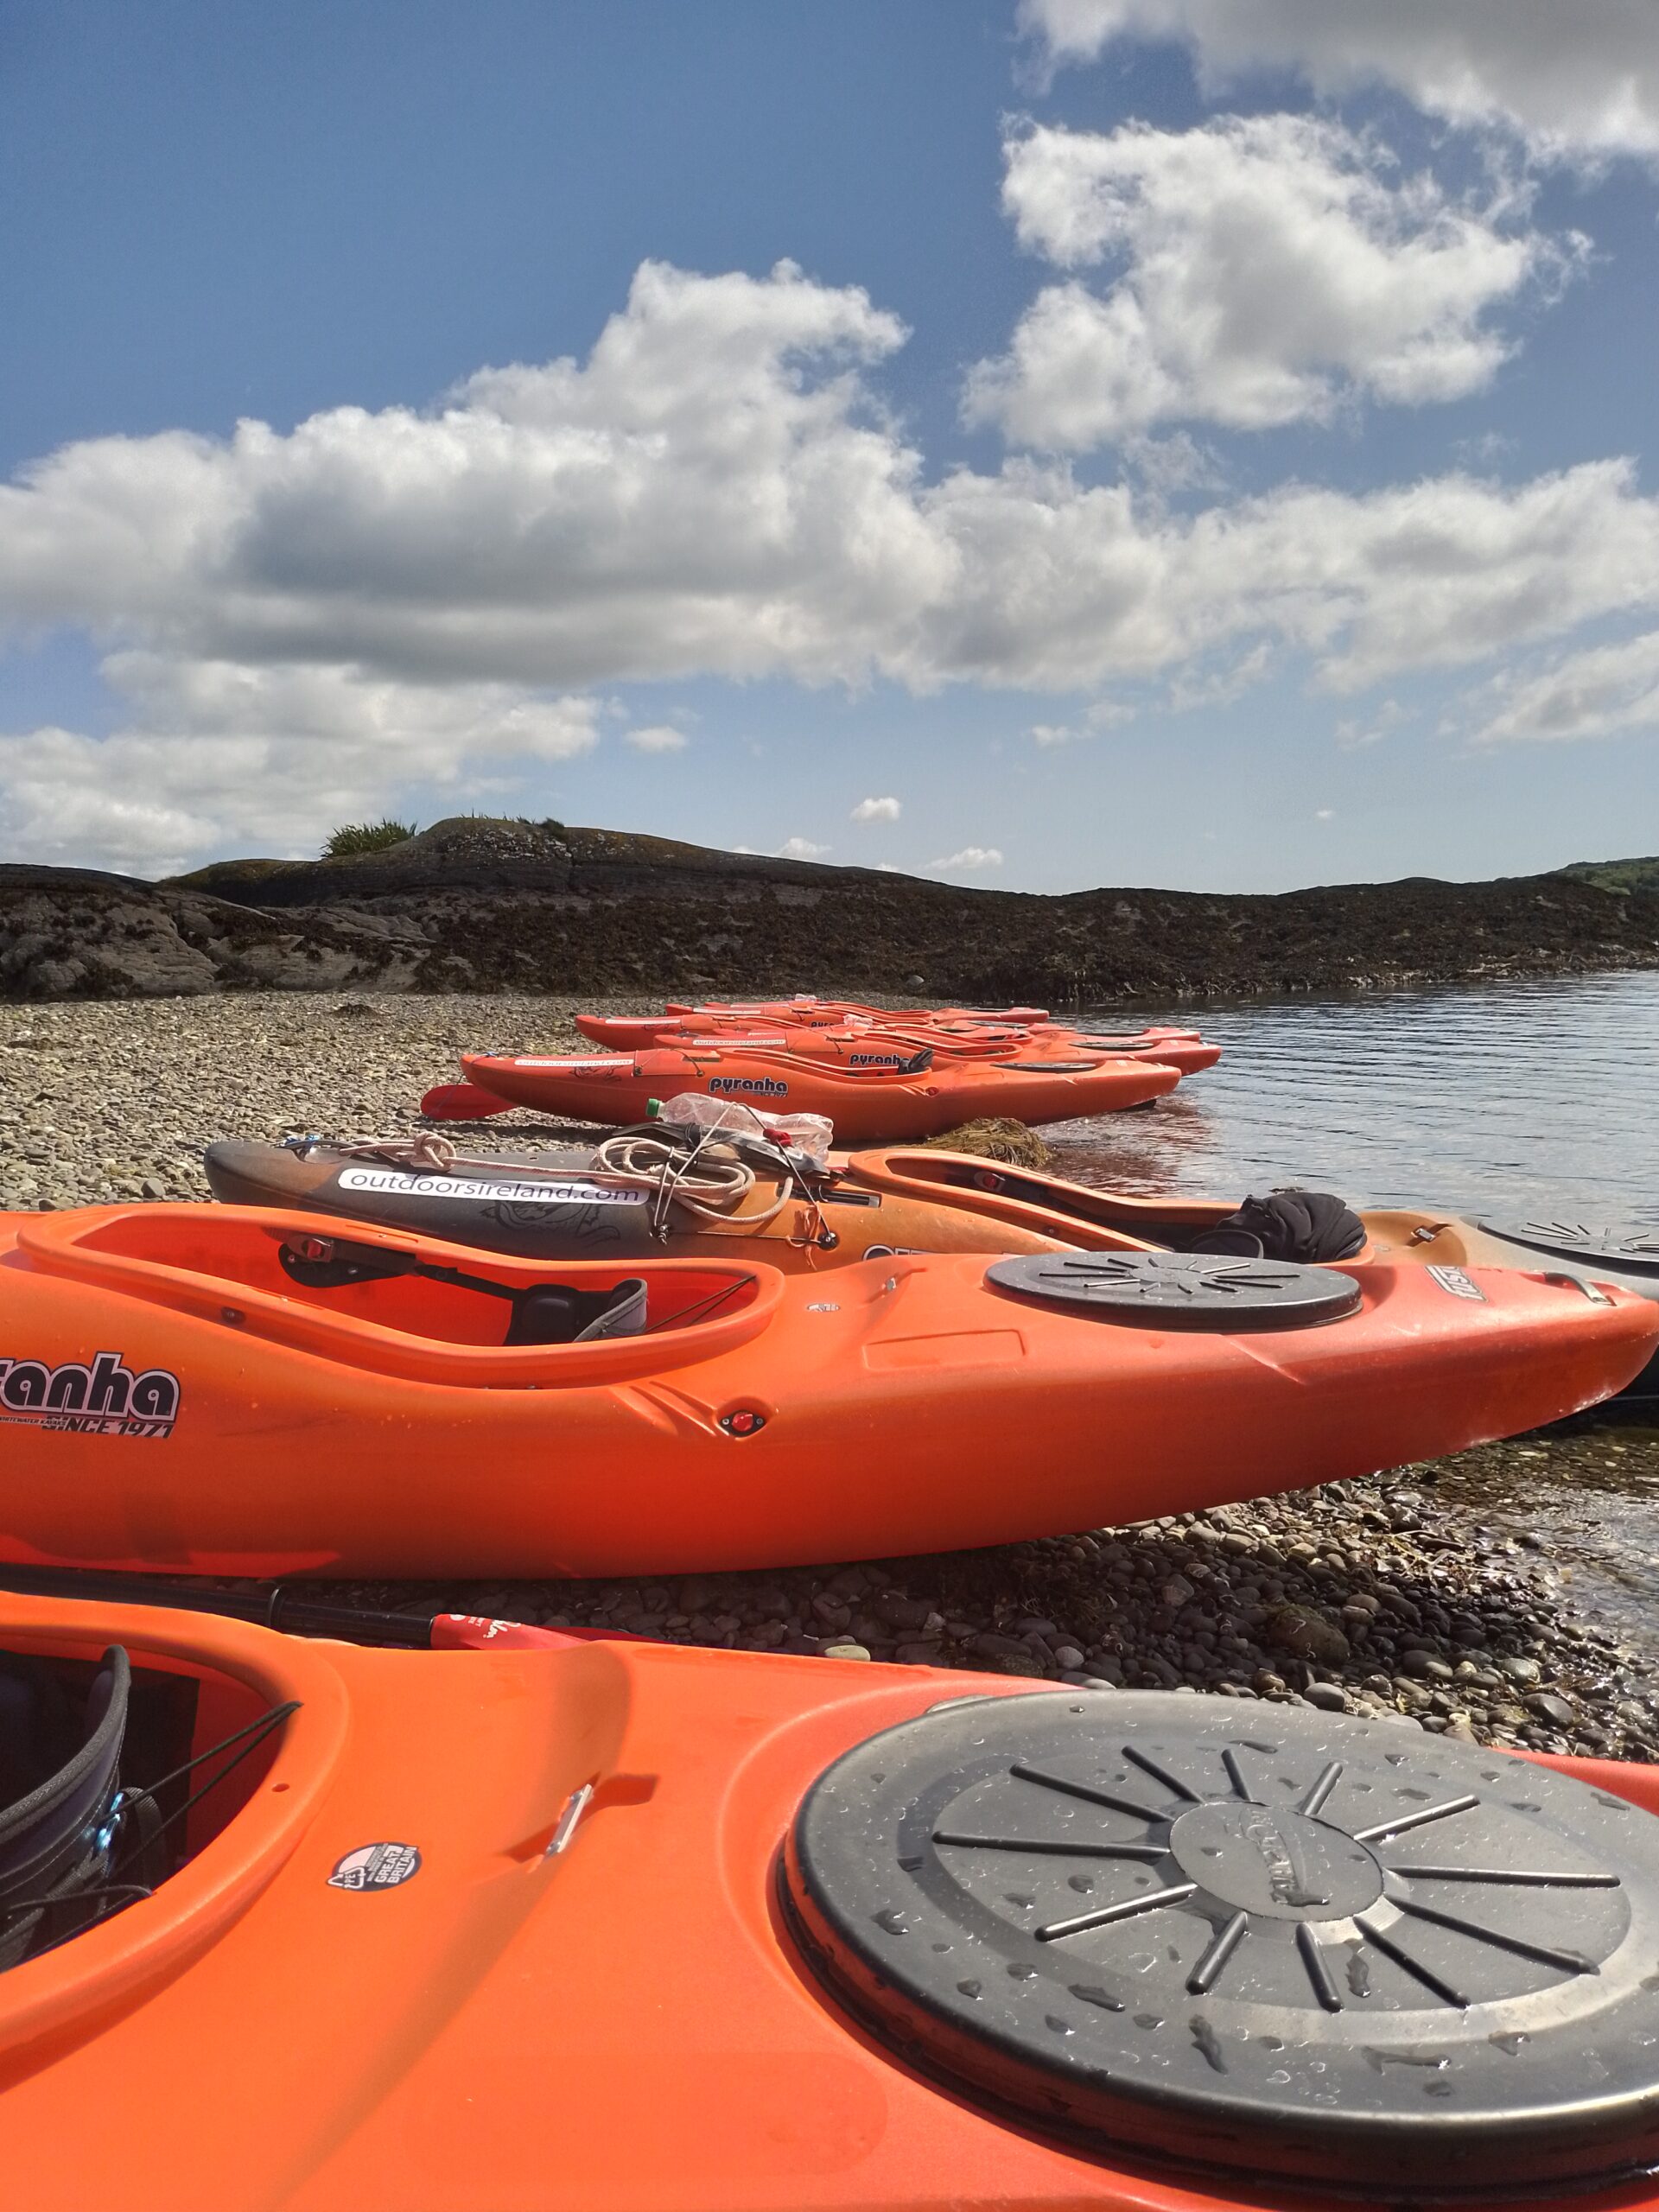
420,1081,514,1120
430,1615,650,1651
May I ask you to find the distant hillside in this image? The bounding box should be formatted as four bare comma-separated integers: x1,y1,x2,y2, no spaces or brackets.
4,815,1658,1002
1558,855,1659,895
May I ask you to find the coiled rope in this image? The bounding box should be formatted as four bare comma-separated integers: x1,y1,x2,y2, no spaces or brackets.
315,1120,803,1239
588,1128,788,1231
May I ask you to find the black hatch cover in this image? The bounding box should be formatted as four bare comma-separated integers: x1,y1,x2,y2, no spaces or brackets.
1478,1218,1659,1285
784,1692,1659,2196
986,1250,1363,1330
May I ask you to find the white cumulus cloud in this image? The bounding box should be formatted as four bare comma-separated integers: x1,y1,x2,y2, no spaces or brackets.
1019,0,1659,163
0,258,936,690
931,845,1005,871
966,118,1571,447
3,257,1659,870
0,663,601,874
1466,627,1659,744
778,834,832,859
624,722,690,752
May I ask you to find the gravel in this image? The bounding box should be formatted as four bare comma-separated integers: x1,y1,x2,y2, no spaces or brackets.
0,990,607,1210
365,1463,1658,1764
4,991,1656,1764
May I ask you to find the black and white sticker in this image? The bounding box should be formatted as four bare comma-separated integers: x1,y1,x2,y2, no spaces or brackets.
0,1350,181,1437
327,1841,422,1891
707,1075,788,1097
1427,1264,1486,1301
337,1166,637,1207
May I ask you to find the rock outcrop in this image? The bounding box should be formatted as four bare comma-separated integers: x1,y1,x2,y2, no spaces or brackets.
5,817,1658,1003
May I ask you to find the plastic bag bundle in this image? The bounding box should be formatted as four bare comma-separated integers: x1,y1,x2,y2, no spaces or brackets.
652,1090,834,1169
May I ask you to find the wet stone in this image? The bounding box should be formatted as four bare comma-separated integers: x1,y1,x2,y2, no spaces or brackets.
1528,1692,1580,1731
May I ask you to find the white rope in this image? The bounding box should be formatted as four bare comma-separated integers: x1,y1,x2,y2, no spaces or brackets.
591,1129,787,1230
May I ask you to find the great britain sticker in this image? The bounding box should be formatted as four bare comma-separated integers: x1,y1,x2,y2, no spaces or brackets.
327,1841,423,1891
0,1349,181,1437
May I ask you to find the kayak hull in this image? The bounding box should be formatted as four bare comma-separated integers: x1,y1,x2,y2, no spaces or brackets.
0,1204,1652,1579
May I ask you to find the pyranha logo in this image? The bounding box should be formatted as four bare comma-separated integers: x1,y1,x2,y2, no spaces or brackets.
707,1076,788,1096
0,1350,181,1439
849,1052,904,1068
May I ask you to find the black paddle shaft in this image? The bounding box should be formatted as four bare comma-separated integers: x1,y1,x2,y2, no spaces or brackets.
0,1565,442,1649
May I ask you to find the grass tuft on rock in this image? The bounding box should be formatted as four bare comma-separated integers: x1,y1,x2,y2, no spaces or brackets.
918,1117,1053,1167
323,818,416,858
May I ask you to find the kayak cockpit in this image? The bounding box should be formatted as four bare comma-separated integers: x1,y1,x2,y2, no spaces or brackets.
11,1206,780,1386
0,1623,302,1997
842,1149,1233,1248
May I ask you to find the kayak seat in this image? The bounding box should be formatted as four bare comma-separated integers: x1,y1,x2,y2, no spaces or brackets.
505,1277,649,1347
0,1646,130,1969
277,1236,649,1344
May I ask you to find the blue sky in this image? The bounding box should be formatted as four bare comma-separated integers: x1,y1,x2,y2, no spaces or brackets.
1,0,1656,891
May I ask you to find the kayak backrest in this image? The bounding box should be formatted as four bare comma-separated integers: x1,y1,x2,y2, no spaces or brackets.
503,1278,648,1345
0,1645,129,1969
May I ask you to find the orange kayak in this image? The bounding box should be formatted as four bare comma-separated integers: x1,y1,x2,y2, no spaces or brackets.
659,995,1054,1027
661,1023,1222,1076
198,1140,1659,1399
431,1043,1182,1137
0,1201,1652,1579
579,1007,1221,1072
4,1590,1659,2208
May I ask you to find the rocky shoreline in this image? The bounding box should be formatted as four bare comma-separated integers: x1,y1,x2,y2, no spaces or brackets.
7,814,1659,1004
381,1459,1659,1766
3,989,1655,1763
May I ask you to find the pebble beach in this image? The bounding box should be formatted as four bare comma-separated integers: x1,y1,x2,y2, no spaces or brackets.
3,988,1656,1766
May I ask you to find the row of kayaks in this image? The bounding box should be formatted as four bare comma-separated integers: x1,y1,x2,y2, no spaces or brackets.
0,1096,1652,1576
3,1586,1659,2207
419,996,1222,1135
6,988,1659,2203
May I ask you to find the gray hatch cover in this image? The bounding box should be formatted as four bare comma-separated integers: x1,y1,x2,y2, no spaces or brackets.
785,1691,1659,2196
985,1249,1363,1330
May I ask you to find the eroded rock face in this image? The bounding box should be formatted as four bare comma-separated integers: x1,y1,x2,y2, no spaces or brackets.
0,869,420,1001
6,820,1659,1002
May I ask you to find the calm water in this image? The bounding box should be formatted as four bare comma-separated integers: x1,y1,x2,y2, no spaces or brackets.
1054,968,1659,1228
1054,969,1659,1657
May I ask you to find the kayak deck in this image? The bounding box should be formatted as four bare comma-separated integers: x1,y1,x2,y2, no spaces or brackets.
3,1598,1659,2211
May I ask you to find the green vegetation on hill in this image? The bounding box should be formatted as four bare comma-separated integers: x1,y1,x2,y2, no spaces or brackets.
323,818,416,857
1557,856,1659,895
